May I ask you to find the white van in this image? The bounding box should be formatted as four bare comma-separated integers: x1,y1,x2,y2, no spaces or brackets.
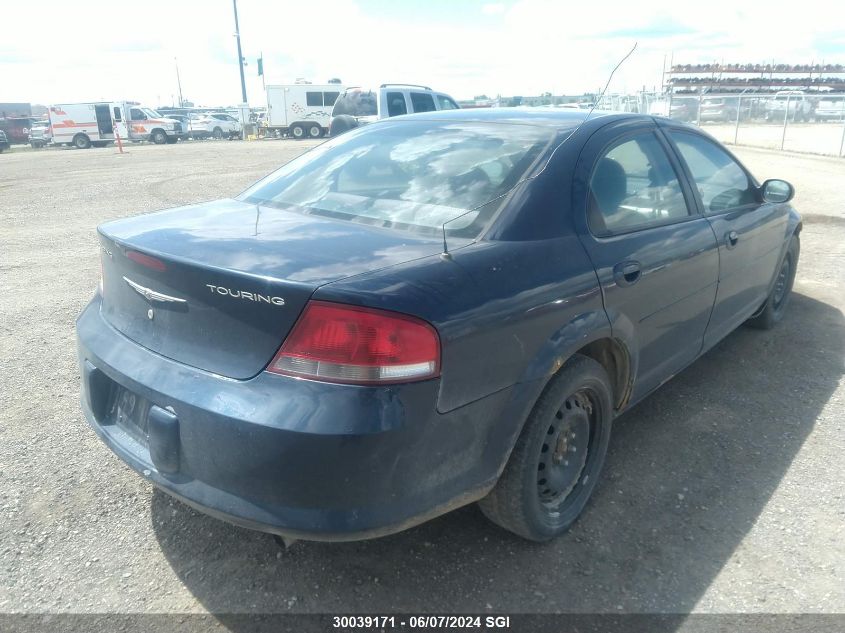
329,84,459,136
265,84,345,139
48,102,184,148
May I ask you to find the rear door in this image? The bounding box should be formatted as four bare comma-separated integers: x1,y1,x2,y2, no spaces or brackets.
94,103,114,137
575,119,719,400
662,127,789,350
408,91,437,114
268,88,287,126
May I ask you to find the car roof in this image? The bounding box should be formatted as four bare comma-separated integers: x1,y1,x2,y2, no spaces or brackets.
392,106,638,129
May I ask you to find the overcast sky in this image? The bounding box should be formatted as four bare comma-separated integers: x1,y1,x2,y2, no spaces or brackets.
2,0,844,108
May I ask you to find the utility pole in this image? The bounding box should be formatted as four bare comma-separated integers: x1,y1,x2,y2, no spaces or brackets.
174,57,184,108
233,0,248,104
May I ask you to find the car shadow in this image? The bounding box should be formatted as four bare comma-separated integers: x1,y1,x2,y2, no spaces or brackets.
150,291,843,621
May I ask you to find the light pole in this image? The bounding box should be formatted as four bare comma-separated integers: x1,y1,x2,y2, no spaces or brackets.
233,0,248,105
174,57,184,108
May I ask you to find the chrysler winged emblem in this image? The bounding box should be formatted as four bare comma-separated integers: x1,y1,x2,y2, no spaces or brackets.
123,277,187,305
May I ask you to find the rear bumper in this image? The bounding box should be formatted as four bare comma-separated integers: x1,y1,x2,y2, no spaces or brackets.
76,298,523,541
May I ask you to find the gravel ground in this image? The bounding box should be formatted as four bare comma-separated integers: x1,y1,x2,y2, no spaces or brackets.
0,140,843,616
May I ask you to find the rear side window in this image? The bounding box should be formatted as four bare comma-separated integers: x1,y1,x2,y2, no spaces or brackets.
436,95,459,110
669,132,756,212
332,89,378,117
306,92,322,107
386,92,407,117
323,91,339,106
409,92,436,113
588,133,690,236
113,107,122,121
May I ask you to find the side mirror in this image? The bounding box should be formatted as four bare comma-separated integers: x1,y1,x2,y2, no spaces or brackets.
760,179,795,204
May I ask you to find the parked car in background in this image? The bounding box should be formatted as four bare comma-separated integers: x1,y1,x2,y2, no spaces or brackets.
699,96,753,122
0,130,10,153
813,96,845,121
764,91,813,122
0,117,36,144
648,97,698,122
160,115,191,141
189,112,241,139
329,84,459,136
77,109,801,544
28,120,52,148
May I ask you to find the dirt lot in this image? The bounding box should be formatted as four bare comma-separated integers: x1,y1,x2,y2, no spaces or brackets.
0,140,843,618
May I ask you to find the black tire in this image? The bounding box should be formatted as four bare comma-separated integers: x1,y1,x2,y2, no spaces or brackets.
308,123,323,138
212,126,224,140
290,123,306,140
747,236,799,330
478,354,613,541
151,129,167,145
73,133,91,149
328,114,359,137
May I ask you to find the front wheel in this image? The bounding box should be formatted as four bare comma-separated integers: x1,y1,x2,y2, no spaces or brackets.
212,126,223,139
151,129,167,145
478,355,613,541
747,236,799,330
73,133,91,149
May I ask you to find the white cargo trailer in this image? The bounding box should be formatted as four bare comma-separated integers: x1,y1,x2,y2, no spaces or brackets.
265,84,344,139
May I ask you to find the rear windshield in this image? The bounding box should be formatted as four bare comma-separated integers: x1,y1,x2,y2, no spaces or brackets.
331,89,378,117
239,120,555,238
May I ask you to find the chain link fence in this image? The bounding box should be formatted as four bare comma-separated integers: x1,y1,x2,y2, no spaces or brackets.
595,92,845,157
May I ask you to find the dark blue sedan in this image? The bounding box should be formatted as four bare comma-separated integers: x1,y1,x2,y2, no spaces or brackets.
76,109,801,542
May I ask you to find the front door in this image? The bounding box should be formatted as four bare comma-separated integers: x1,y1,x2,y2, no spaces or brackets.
94,104,114,137
663,128,789,351
575,122,719,401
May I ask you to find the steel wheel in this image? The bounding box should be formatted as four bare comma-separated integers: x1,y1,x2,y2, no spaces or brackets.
772,255,791,310
537,391,592,507
479,354,613,541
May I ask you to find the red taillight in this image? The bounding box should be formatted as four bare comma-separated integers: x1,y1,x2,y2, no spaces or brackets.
126,250,167,272
267,301,440,385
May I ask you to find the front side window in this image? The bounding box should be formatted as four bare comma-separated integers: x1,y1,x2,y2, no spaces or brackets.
436,95,459,110
129,108,146,121
386,92,407,117
588,133,690,236
306,92,322,107
240,120,556,239
669,131,756,212
409,92,436,113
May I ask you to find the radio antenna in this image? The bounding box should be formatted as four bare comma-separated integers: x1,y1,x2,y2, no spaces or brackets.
440,42,638,255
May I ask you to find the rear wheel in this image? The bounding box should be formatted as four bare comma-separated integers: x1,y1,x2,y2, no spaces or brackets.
747,236,799,330
73,133,91,149
308,123,322,138
290,123,306,140
479,355,613,541
151,129,167,145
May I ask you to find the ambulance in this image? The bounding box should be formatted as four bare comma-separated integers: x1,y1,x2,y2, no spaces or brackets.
48,102,185,148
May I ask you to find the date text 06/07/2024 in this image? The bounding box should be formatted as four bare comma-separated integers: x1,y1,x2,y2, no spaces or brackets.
332,615,512,629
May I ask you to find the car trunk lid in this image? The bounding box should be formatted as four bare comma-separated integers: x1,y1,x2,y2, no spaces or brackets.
98,198,443,379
